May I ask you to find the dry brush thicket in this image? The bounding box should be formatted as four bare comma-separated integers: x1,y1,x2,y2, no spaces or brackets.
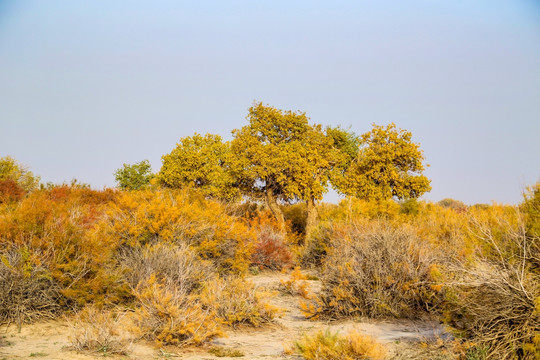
0,186,279,350
302,220,443,320
0,181,539,359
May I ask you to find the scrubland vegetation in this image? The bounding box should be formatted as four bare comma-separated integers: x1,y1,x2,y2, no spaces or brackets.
1,103,539,359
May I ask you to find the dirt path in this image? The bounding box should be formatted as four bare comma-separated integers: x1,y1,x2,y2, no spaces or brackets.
0,271,450,360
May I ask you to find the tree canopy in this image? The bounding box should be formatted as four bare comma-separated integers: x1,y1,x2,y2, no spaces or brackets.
159,133,239,201
0,155,40,192
156,103,431,235
114,160,153,190
334,123,431,201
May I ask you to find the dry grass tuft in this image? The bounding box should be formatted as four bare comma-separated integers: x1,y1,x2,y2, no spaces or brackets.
131,275,222,346
279,266,311,299
68,306,131,355
201,276,278,327
294,329,387,360
208,346,245,357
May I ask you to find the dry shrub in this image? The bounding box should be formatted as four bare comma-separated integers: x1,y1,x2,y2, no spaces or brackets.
68,306,131,355
208,346,245,357
201,277,278,327
106,189,255,274
251,224,293,270
0,248,61,328
0,188,124,308
294,329,387,360
119,242,215,293
446,212,540,360
132,275,222,346
279,267,311,299
303,220,442,319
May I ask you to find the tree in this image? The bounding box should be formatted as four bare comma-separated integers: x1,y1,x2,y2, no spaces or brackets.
334,123,431,201
521,182,540,239
158,133,238,200
114,160,153,190
0,155,40,192
231,103,308,232
288,125,342,238
231,102,341,235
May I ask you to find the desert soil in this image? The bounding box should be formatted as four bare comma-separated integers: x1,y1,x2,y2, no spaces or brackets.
0,271,451,360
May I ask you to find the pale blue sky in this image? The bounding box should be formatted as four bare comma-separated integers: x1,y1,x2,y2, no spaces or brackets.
1,0,539,204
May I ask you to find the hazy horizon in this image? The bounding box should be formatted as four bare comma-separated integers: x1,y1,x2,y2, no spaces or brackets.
1,1,539,205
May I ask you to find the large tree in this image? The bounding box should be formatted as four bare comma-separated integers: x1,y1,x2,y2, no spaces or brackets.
334,123,431,201
231,102,340,235
159,133,239,201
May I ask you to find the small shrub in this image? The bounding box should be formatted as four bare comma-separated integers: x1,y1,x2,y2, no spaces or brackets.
251,225,293,270
132,276,222,346
208,346,245,357
299,223,332,268
279,267,310,299
294,329,387,360
282,202,307,237
68,306,131,355
201,277,278,327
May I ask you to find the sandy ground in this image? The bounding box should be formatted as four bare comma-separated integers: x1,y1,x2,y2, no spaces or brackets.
0,271,452,360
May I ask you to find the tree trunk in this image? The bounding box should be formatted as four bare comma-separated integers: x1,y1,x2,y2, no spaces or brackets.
265,186,286,234
305,197,318,240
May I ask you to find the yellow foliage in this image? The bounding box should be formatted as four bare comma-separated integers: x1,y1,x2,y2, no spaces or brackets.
105,189,255,274
334,123,430,201
159,133,239,201
280,267,311,299
0,187,125,307
294,329,387,360
132,275,223,346
200,277,279,327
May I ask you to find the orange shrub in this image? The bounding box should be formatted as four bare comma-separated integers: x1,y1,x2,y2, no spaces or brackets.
0,179,25,204
251,226,293,271
132,275,222,346
0,187,125,309
105,189,255,274
200,277,278,327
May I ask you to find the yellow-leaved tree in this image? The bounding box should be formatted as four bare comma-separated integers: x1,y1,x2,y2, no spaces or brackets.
231,102,340,236
158,133,239,201
333,123,431,201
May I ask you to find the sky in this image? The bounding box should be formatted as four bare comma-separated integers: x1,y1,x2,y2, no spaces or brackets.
0,0,539,205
